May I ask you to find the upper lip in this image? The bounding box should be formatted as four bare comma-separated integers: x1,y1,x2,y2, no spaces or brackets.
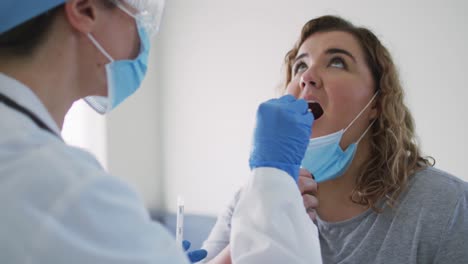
305,95,321,105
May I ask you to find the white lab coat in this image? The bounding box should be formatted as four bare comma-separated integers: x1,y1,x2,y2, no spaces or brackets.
0,73,321,263
231,168,322,264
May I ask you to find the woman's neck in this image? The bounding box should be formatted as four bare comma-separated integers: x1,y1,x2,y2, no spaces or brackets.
316,139,372,223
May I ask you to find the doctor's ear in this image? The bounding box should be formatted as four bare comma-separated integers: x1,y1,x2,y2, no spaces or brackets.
64,0,115,34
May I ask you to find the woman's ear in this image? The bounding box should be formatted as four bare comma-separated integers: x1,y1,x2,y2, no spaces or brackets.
63,0,98,34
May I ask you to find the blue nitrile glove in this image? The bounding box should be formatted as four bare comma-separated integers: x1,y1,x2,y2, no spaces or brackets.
183,240,208,263
249,94,314,181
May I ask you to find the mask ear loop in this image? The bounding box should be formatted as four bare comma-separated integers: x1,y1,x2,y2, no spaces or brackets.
88,34,114,62
344,91,380,133
114,1,138,19
86,0,140,63
356,119,377,144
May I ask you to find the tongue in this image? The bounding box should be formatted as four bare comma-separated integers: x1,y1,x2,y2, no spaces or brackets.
308,102,323,120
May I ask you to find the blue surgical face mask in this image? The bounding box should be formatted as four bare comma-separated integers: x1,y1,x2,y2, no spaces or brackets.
84,13,150,114
301,92,379,183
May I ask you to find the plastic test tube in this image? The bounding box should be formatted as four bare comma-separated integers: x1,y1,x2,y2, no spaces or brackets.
176,196,184,248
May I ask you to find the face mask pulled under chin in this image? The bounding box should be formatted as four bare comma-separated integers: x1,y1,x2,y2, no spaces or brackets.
84,19,150,114
300,92,379,183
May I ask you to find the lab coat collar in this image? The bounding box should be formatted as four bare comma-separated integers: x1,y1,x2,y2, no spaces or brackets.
0,73,62,137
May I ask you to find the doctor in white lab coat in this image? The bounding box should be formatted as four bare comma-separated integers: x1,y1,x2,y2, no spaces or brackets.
0,0,322,263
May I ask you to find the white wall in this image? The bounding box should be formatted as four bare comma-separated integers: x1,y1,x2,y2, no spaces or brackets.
105,55,165,210
71,0,468,217
63,101,107,168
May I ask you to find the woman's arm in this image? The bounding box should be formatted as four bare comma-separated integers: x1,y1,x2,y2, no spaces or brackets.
433,183,468,263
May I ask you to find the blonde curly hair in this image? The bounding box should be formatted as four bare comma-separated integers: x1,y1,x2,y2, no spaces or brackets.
283,15,434,210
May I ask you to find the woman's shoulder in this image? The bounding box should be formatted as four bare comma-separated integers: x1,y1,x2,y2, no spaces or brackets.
412,166,467,191
406,166,467,207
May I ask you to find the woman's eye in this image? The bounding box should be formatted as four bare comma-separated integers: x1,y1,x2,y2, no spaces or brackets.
328,57,347,69
293,62,308,75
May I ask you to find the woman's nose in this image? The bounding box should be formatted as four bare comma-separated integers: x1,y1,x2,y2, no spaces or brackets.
300,67,321,96
300,78,318,89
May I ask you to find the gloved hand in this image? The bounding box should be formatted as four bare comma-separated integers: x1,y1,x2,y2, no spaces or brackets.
183,240,208,263
249,94,313,181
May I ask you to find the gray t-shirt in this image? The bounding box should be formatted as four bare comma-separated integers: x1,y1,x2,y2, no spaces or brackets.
202,167,468,263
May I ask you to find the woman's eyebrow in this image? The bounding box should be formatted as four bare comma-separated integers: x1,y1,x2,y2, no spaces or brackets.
293,53,308,64
325,48,356,62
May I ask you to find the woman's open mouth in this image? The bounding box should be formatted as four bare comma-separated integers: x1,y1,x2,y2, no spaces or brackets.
308,101,323,120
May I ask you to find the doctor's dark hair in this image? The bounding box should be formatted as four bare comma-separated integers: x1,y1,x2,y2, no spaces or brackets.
0,0,115,57
282,15,434,210
0,6,62,57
